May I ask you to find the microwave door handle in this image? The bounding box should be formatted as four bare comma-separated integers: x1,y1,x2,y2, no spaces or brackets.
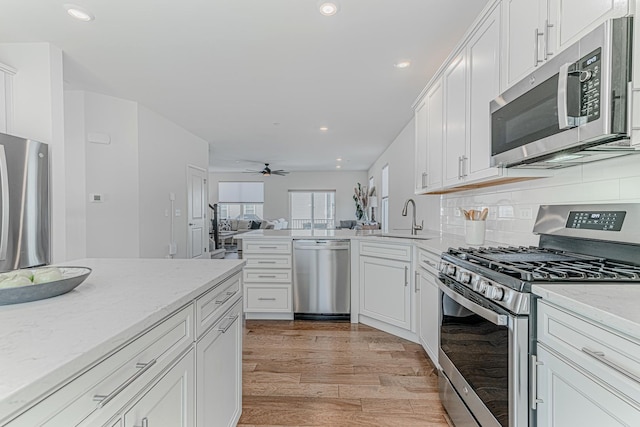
557,62,576,130
0,145,8,261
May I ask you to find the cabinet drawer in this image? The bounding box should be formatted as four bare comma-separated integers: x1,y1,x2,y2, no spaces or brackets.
417,248,440,275
7,305,194,427
245,286,291,312
243,254,292,269
243,269,292,284
537,300,640,402
360,241,411,261
195,272,242,338
242,240,291,254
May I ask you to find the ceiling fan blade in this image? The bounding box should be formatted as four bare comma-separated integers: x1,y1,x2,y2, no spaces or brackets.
272,171,289,176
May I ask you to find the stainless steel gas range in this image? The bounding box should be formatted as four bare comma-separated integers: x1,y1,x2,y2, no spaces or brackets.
437,203,640,427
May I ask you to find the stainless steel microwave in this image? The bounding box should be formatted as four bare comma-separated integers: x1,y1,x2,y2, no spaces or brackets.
490,17,634,169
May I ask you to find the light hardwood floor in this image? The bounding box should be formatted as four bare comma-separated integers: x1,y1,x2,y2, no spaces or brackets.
239,320,451,427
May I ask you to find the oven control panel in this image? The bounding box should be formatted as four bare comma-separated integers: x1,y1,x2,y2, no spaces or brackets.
577,48,602,122
439,261,529,314
566,210,626,231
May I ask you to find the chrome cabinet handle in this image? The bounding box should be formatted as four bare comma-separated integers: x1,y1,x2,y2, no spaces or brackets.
582,347,640,384
258,246,278,249
258,275,277,278
422,172,428,188
414,271,419,293
135,418,149,427
258,297,276,301
93,359,157,408
534,27,544,66
461,155,468,177
404,266,408,287
0,146,8,261
218,314,239,333
544,20,554,60
257,260,277,264
215,290,238,305
530,355,544,409
457,156,462,179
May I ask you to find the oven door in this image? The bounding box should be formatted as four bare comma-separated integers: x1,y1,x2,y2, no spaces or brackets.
438,279,529,427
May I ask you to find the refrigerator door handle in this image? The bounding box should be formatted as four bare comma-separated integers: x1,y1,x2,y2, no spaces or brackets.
0,145,9,261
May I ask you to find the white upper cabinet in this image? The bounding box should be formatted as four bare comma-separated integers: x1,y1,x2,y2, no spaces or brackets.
414,97,428,193
414,79,444,194
467,5,502,180
443,53,468,187
502,0,629,90
425,81,444,191
0,62,16,135
502,0,548,89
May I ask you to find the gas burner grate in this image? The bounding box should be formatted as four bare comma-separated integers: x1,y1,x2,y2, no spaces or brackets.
448,246,640,282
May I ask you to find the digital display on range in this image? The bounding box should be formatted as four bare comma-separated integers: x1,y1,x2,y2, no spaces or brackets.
566,211,626,231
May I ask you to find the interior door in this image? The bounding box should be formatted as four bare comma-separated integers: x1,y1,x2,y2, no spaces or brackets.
187,165,207,259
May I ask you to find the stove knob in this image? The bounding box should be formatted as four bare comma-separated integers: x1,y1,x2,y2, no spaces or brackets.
446,265,456,276
486,286,505,301
478,280,490,293
440,263,448,273
459,272,471,284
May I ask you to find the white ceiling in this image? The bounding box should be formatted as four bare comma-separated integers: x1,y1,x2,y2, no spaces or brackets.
0,0,489,172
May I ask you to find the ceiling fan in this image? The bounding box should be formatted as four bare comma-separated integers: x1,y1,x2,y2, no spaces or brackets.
243,163,289,176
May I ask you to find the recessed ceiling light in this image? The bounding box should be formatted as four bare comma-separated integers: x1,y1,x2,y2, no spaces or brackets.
64,4,94,21
319,2,338,16
394,61,412,69
320,126,329,131
336,165,342,169
336,157,342,162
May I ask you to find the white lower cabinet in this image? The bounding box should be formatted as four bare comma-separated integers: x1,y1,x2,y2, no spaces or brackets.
123,349,195,427
416,249,440,367
534,300,640,426
359,255,411,331
196,300,242,427
535,345,639,426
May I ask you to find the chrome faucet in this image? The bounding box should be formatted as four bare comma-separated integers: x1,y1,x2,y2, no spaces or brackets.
401,198,423,235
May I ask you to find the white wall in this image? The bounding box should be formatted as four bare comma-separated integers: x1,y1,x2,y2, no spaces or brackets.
83,92,140,258
367,118,440,233
0,43,66,262
64,91,87,260
138,106,208,258
209,171,368,224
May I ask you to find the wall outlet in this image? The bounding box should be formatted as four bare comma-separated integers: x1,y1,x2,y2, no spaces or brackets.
519,208,533,219
164,209,169,217
175,209,181,217
169,242,177,255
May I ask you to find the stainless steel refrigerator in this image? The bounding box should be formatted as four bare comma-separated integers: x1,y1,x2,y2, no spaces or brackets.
0,132,49,273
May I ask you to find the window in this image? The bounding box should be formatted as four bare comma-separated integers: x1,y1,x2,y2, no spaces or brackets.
218,182,264,220
289,191,336,230
381,165,389,233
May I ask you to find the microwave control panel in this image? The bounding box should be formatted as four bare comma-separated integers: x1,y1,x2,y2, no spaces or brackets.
578,48,601,122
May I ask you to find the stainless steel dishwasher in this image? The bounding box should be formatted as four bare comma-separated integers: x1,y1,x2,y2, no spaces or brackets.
293,239,350,320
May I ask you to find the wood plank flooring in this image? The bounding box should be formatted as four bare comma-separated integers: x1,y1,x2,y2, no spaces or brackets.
239,320,451,427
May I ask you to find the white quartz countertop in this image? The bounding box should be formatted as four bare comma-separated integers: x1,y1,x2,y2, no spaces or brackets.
532,284,640,341
0,258,245,419
236,228,509,255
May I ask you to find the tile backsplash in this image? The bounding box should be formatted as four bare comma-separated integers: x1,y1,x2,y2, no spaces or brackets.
439,155,640,246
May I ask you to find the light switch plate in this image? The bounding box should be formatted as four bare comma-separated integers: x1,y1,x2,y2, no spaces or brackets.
89,193,103,203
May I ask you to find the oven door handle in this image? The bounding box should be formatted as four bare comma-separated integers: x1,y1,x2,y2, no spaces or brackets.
439,281,508,326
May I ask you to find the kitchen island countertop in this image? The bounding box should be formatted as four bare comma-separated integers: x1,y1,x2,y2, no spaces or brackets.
0,258,245,420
